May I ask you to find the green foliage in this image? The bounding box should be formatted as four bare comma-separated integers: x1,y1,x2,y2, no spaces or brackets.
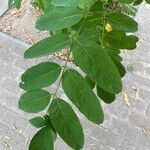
105,30,138,49
20,62,61,90
29,127,54,150
10,0,150,149
107,12,138,32
29,117,46,128
73,40,122,93
62,69,104,124
19,89,51,112
36,7,82,31
49,99,84,149
31,0,53,12
24,34,70,58
121,4,137,16
14,0,22,9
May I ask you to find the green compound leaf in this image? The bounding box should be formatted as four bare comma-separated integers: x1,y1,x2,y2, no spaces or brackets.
19,89,51,113
29,127,54,150
107,12,138,32
36,6,82,31
29,117,46,128
73,40,122,94
24,34,71,58
15,0,145,149
49,98,84,150
62,69,104,124
20,62,61,91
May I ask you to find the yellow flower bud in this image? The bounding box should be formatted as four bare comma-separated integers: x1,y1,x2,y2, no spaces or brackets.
105,23,113,32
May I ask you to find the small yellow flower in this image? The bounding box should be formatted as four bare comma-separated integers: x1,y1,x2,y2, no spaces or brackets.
105,23,113,32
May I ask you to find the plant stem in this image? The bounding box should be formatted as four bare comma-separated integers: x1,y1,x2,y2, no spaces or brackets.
53,50,69,97
47,8,88,113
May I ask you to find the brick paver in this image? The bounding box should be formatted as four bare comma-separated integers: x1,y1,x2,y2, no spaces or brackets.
0,0,8,16
0,3,150,150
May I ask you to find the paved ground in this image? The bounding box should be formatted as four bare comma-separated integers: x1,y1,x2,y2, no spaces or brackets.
0,0,8,16
0,2,150,150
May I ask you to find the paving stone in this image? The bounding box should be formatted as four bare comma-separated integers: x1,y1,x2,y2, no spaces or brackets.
129,111,150,131
0,87,18,107
117,146,136,150
0,72,5,82
138,87,150,102
137,133,150,148
0,63,21,80
0,122,27,150
0,48,18,66
104,96,130,120
1,78,21,97
21,123,37,139
126,73,143,86
145,66,150,76
0,104,7,119
100,113,113,129
146,104,150,118
91,127,119,149
13,56,37,70
84,136,101,150
135,146,150,150
130,99,148,115
111,118,143,149
80,117,94,134
137,5,150,37
140,76,150,88
99,145,115,150
9,105,30,119
54,138,70,150
10,133,27,150
0,32,29,57
1,110,28,134
134,41,150,63
0,123,16,149
126,61,145,75
0,0,8,16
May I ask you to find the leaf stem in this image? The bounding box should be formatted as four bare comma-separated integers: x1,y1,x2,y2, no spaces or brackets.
47,7,88,113
54,51,69,97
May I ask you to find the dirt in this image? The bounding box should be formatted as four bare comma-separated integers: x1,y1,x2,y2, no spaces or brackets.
0,0,48,44
0,0,70,59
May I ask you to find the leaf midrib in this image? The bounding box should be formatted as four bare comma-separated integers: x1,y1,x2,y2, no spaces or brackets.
23,94,50,105
48,38,70,52
40,14,81,24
